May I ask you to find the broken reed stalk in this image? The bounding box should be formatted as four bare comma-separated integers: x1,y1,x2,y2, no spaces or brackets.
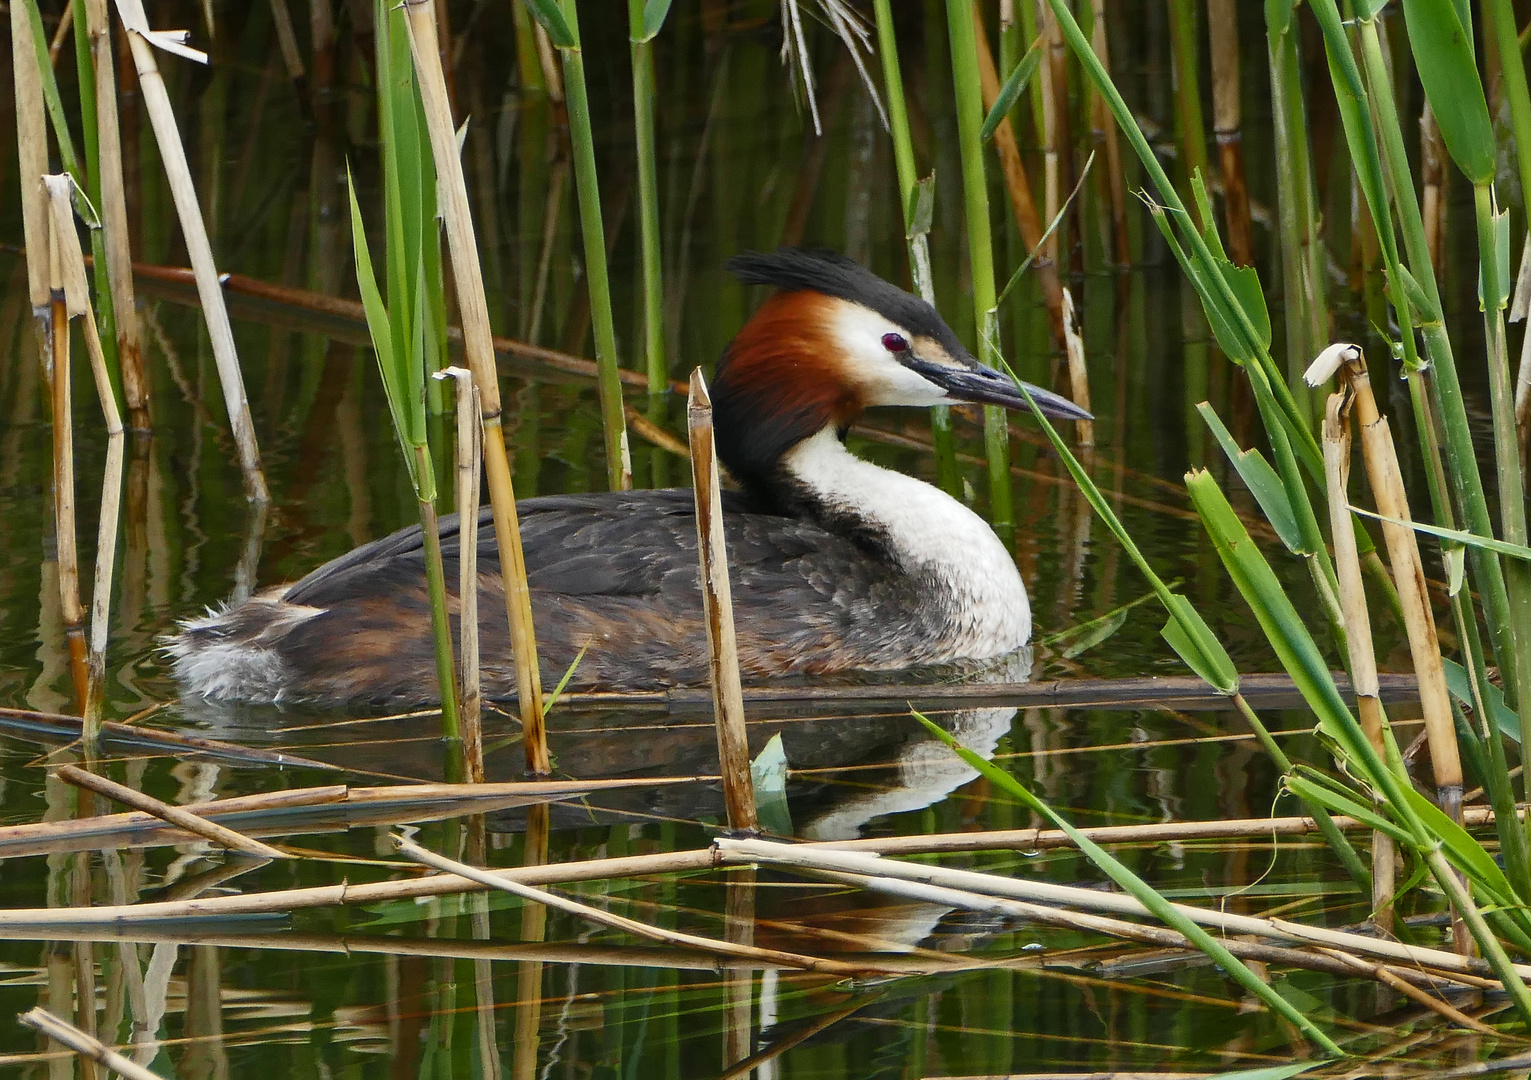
970,6,1068,349
1321,393,1395,933
687,370,757,833
948,0,1014,528
392,833,864,975
54,764,286,859
399,0,548,775
438,367,484,781
441,379,483,760
555,0,632,492
1334,347,1462,819
44,174,125,728
1060,289,1093,446
45,200,90,713
112,0,266,501
84,0,147,431
1206,0,1252,266
20,1008,164,1080
12,1,51,323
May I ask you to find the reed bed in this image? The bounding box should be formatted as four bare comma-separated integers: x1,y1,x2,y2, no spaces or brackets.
11,0,1531,1074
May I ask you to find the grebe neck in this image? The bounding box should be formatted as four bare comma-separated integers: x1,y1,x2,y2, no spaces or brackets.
775,427,1033,655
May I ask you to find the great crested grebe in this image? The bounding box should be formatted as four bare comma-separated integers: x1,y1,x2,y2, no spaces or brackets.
169,249,1089,707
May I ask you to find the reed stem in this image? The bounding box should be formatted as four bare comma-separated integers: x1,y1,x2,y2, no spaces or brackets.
556,0,632,492
438,368,484,781
113,0,267,501
947,0,1013,529
400,0,548,774
687,370,756,834
872,0,959,493
629,0,667,398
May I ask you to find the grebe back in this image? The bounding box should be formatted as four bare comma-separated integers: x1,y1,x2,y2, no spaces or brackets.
169,249,1089,707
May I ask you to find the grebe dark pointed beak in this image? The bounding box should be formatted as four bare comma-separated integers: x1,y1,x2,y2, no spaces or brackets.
909,357,1094,420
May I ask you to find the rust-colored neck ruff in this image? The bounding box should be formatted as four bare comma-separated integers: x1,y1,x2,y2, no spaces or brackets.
711,291,860,486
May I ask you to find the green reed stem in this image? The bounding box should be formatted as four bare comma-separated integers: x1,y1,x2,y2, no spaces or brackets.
1165,0,1208,211
1485,0,1531,216
1265,0,1325,419
875,0,959,495
1474,181,1531,771
416,450,461,743
629,0,666,397
947,0,1012,528
558,0,631,491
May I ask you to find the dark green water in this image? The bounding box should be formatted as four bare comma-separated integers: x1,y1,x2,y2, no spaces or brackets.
0,2,1511,1076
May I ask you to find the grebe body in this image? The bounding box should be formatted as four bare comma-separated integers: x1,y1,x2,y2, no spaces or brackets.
169,250,1088,707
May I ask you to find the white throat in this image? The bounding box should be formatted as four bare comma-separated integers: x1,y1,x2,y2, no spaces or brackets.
780,426,1032,657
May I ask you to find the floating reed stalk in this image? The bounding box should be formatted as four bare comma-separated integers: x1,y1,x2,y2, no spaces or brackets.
971,7,1067,349
1320,391,1394,933
437,366,484,782
948,0,1013,528
1206,0,1252,266
399,0,548,775
112,0,266,501
687,369,756,834
393,834,862,974
20,1008,164,1080
54,764,285,859
553,0,631,492
44,174,124,730
84,0,147,432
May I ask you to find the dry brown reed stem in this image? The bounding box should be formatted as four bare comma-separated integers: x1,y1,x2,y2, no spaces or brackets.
266,0,305,83
19,1008,165,1080
438,367,484,782
12,3,50,317
971,7,1067,348
391,833,865,975
1332,953,1504,1035
112,0,266,501
1321,392,1395,933
0,705,337,769
400,0,547,776
713,838,1518,984
55,764,286,858
48,1,76,64
85,0,147,430
1333,348,1462,815
44,174,125,727
1061,288,1093,446
1206,0,1252,267
688,370,757,833
625,405,690,459
45,209,90,713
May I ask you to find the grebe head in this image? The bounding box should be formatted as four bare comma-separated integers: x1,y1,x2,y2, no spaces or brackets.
714,248,1088,485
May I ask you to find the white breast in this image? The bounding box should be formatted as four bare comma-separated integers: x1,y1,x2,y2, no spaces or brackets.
782,427,1032,657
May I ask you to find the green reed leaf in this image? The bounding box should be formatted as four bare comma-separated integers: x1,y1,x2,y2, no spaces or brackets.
1283,774,1411,844
1160,595,1239,695
1350,507,1531,562
1400,0,1495,184
638,0,673,41
1443,657,1521,743
522,0,577,48
981,38,1042,142
1198,403,1301,551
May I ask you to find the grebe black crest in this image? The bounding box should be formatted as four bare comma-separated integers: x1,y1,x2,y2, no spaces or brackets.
168,249,1090,707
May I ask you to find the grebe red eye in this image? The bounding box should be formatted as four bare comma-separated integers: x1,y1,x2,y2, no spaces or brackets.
882,332,908,353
